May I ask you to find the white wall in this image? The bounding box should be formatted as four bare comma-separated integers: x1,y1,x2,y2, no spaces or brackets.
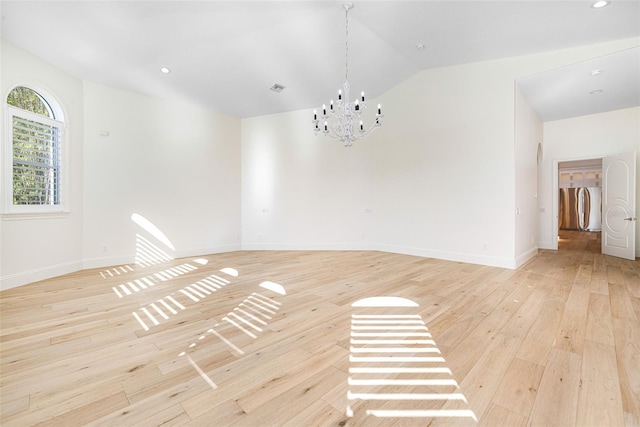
242,57,525,267
371,59,518,267
539,107,640,252
1,40,84,290
241,109,376,249
82,82,242,268
514,85,543,266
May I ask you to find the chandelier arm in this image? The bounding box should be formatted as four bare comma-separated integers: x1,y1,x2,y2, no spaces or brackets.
358,122,382,139
316,116,347,140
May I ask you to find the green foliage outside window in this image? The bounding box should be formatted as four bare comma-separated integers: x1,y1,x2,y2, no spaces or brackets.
7,86,52,118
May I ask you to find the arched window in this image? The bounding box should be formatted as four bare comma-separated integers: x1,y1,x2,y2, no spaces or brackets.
5,86,65,211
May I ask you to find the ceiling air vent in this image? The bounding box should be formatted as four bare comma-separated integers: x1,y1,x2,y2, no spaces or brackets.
269,83,285,93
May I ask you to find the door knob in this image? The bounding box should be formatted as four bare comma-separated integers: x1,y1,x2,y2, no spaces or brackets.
624,217,637,221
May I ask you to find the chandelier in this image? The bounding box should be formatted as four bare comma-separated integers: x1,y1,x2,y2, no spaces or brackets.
312,2,383,147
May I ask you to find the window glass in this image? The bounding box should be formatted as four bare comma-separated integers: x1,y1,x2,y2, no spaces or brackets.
6,86,64,210
7,86,54,118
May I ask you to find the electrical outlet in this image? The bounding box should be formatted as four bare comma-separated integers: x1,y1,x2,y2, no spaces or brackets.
102,245,109,253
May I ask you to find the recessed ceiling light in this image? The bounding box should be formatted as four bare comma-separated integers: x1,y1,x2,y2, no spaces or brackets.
590,89,604,95
590,69,602,76
591,1,611,8
160,67,171,74
416,43,425,50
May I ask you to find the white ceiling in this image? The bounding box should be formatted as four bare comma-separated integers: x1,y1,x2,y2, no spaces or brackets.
1,1,639,119
518,46,639,121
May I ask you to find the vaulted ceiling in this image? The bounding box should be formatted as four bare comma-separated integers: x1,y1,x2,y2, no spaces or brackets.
2,1,639,120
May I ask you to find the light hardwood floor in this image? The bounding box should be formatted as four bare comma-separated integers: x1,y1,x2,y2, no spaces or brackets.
1,231,638,426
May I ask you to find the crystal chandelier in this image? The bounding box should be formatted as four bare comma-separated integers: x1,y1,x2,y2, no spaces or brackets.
312,2,383,147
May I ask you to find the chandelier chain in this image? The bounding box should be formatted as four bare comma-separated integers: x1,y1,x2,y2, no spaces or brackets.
345,4,349,82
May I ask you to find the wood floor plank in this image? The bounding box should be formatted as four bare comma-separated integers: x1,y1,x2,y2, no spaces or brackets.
490,357,544,418
281,398,346,427
631,296,640,320
478,403,528,427
181,399,246,426
233,345,347,414
516,299,564,366
609,283,638,320
179,345,314,419
89,374,205,426
589,269,609,295
0,393,29,420
607,266,627,286
552,278,590,354
622,269,640,298
1,391,129,427
230,366,346,426
130,404,190,427
527,348,582,427
440,288,545,420
1,336,92,375
35,392,130,427
584,292,615,346
612,318,640,422
576,339,625,426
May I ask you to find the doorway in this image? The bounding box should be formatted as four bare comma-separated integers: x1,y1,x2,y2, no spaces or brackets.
556,158,603,254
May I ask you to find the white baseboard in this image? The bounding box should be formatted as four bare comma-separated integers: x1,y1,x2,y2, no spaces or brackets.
537,240,556,250
242,241,517,268
241,242,374,251
515,247,538,268
0,260,83,291
1,244,243,292
82,255,135,271
174,244,241,258
373,243,517,269
82,244,242,271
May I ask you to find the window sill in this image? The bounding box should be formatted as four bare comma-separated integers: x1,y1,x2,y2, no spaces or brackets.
2,211,70,221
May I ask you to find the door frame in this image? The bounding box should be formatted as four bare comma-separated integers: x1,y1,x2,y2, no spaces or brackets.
552,154,604,251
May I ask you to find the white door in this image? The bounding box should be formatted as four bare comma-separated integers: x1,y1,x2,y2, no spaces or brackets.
602,152,637,260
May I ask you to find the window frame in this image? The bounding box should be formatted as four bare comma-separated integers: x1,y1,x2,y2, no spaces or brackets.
3,86,68,215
